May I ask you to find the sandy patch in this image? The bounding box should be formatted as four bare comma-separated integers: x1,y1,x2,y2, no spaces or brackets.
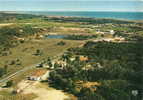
0,23,13,27
18,80,70,100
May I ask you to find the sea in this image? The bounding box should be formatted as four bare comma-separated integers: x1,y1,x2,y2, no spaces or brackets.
23,11,143,20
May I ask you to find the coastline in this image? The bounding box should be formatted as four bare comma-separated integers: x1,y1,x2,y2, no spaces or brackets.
1,11,143,21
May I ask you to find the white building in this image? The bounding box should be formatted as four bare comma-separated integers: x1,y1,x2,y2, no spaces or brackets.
110,30,115,35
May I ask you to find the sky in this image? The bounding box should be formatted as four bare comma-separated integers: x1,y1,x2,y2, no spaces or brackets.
0,0,143,12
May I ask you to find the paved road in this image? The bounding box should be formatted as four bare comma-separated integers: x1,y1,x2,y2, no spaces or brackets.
0,64,38,83
0,52,64,84
0,42,82,84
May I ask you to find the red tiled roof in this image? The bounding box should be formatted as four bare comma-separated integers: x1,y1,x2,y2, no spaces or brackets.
32,69,47,77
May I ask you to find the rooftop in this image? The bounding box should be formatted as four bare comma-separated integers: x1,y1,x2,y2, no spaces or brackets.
31,69,47,77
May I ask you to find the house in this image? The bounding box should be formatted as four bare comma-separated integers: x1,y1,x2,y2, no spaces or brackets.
110,30,115,35
43,60,66,69
70,57,76,61
114,37,125,42
54,60,67,69
56,60,67,66
79,56,89,61
41,71,50,80
101,30,115,35
14,36,25,41
103,38,114,42
27,69,48,81
82,64,93,70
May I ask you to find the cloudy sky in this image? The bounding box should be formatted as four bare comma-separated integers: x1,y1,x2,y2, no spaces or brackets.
0,0,142,12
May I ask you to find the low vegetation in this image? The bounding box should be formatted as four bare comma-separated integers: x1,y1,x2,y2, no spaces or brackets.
0,90,36,100
64,35,98,40
0,12,143,100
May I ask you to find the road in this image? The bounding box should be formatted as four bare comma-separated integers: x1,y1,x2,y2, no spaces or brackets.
0,63,38,83
0,51,65,84
0,39,85,84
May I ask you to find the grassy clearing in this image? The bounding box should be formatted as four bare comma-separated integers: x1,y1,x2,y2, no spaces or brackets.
0,38,82,100
13,18,81,29
0,39,82,79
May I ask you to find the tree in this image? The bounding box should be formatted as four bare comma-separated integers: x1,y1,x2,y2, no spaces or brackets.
5,80,13,87
79,87,105,100
46,57,53,68
57,41,66,46
34,49,42,56
4,65,8,73
0,68,4,77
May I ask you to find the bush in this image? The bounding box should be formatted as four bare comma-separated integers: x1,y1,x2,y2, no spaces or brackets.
5,80,13,87
57,41,66,46
0,68,5,77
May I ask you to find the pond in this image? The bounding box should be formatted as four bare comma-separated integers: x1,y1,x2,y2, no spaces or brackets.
45,35,67,39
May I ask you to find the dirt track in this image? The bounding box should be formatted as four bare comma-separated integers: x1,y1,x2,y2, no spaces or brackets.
18,80,70,100
0,23,13,27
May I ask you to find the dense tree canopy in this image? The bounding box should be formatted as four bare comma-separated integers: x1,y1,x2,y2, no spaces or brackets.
49,41,143,100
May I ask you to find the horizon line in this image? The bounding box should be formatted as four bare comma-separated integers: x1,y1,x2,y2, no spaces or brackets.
0,10,143,13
